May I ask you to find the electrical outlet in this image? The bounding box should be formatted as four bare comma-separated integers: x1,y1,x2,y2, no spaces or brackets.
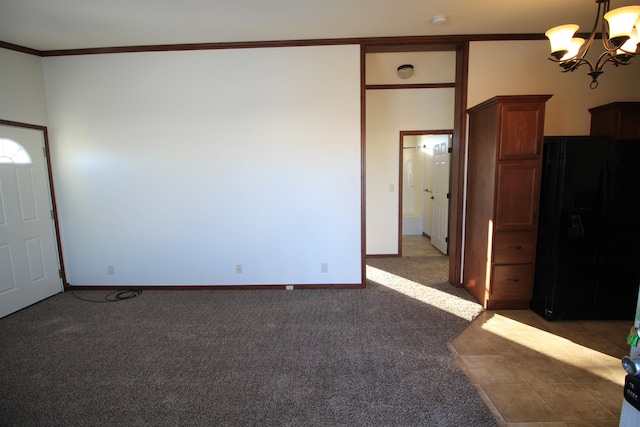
107,265,115,275
321,263,329,273
236,264,242,274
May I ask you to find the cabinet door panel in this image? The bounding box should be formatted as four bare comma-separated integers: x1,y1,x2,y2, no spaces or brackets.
499,104,544,159
495,163,540,230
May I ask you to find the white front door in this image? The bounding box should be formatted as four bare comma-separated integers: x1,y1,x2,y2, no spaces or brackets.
0,124,62,318
431,137,451,254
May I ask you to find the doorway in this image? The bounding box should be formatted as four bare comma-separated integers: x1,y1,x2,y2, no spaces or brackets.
362,41,468,286
0,122,63,318
400,131,452,257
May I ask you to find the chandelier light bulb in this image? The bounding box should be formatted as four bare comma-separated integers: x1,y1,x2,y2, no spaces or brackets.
604,5,640,47
561,38,585,60
545,24,580,59
619,27,639,53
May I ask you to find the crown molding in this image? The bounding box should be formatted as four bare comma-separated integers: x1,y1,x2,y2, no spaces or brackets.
0,34,547,57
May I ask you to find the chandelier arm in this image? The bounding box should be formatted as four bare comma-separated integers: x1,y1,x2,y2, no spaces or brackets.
592,1,608,52
596,50,632,69
572,58,596,73
549,56,596,74
595,51,616,71
599,0,622,53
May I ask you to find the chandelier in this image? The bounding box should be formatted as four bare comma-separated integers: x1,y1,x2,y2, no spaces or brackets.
545,0,640,88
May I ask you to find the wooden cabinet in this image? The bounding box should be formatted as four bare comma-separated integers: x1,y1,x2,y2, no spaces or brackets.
589,102,640,140
463,95,551,309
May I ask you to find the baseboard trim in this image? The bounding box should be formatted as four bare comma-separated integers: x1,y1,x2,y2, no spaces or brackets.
366,253,400,258
65,283,366,291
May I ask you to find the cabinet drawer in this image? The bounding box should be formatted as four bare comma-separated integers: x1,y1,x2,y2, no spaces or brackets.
491,265,533,300
493,231,536,264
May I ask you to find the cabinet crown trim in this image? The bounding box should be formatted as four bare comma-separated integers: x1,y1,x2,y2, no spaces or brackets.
588,102,640,113
467,95,553,114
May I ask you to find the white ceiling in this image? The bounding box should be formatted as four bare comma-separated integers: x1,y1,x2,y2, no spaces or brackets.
1,0,638,51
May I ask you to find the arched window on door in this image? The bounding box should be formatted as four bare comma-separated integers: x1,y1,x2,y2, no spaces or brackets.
0,138,32,164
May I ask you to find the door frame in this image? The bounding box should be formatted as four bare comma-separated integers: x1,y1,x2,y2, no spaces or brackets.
0,119,67,289
362,41,468,287
398,130,453,257
398,129,453,257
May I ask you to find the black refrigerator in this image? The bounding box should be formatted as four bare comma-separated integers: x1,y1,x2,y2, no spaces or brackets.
531,137,640,320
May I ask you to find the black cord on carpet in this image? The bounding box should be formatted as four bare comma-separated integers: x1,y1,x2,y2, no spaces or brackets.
71,289,142,303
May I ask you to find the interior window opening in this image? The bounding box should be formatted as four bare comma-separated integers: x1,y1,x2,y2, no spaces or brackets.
0,138,33,164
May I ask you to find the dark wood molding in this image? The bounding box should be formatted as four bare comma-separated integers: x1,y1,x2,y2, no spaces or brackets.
360,45,367,287
0,118,68,290
397,133,404,257
0,118,47,130
0,41,43,56
366,83,455,90
402,129,453,136
38,38,356,57
448,42,470,288
1,33,549,57
361,34,545,51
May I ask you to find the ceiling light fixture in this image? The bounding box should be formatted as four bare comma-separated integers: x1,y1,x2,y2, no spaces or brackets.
397,64,414,79
545,0,640,88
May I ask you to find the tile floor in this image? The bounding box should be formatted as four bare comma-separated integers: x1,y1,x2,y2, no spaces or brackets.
402,234,632,427
450,310,630,427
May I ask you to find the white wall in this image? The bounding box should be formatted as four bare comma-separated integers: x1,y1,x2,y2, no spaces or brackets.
468,40,640,134
401,135,423,235
402,135,423,217
366,51,456,84
0,48,48,125
43,45,362,286
7,39,639,283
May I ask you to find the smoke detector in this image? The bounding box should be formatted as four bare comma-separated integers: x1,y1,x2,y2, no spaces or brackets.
431,15,447,26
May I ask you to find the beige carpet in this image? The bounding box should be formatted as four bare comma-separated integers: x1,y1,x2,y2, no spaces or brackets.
0,256,495,426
